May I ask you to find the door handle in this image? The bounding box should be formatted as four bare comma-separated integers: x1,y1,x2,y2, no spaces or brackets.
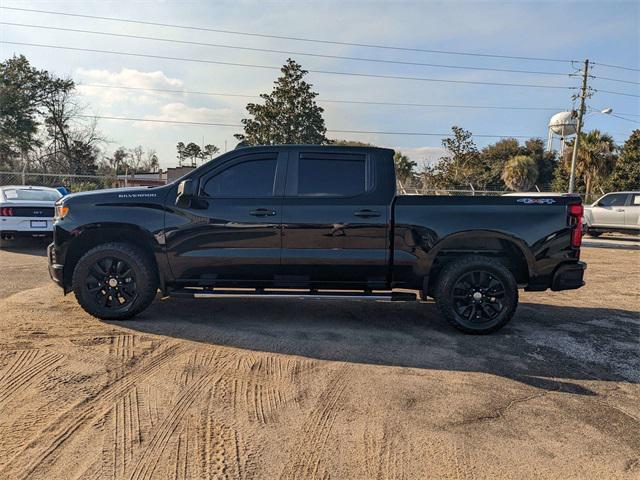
353,209,381,218
614,208,625,212
250,208,277,217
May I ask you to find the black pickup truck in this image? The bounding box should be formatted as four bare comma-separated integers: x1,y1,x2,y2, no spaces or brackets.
48,145,586,334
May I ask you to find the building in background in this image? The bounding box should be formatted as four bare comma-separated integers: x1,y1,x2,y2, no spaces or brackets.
114,166,195,188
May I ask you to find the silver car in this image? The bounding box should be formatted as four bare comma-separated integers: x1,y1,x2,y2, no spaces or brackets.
583,191,640,237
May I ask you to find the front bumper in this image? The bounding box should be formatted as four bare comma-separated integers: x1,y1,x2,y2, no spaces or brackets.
47,242,65,289
551,261,586,291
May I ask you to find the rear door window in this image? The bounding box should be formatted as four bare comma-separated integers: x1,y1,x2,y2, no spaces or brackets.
297,156,367,197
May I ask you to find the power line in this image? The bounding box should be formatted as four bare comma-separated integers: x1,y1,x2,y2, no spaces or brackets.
593,75,640,86
0,22,573,77
1,41,576,90
0,6,576,64
596,88,640,98
609,113,640,124
591,61,640,73
76,114,539,138
82,83,640,116
78,83,567,111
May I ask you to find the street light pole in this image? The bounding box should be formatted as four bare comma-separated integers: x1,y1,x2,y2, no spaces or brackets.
568,59,589,194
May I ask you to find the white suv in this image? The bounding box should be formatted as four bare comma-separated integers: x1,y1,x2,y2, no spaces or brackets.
583,191,640,237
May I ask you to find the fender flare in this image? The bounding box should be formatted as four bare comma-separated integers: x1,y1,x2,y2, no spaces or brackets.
423,229,535,279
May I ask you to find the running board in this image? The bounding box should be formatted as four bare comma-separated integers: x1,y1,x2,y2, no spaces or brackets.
169,288,416,301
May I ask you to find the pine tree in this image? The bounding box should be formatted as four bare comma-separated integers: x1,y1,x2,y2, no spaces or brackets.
235,59,327,145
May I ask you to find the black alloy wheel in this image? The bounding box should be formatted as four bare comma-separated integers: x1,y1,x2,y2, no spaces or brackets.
86,257,137,311
73,243,158,320
435,256,518,334
452,270,506,324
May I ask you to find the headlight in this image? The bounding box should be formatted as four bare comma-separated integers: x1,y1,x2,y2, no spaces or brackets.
55,204,69,220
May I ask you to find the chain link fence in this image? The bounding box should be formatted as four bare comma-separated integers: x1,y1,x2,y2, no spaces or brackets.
0,171,114,192
397,179,565,197
1,171,590,200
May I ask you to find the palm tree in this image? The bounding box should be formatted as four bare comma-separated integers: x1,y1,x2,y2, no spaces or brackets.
564,130,616,200
394,151,417,187
502,155,538,191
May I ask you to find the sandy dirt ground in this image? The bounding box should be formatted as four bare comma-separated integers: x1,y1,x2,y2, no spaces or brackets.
0,243,638,480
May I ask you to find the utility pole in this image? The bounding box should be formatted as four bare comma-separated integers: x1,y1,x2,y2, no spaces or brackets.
568,59,589,193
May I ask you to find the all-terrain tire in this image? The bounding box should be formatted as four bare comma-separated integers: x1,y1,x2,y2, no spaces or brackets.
434,255,518,334
72,242,158,320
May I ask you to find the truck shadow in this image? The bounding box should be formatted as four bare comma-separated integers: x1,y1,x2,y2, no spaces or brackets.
118,298,639,395
0,239,49,256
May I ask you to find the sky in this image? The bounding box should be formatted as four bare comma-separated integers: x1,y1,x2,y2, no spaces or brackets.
1,0,638,169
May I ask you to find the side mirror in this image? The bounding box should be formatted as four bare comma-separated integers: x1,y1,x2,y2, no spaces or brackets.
176,179,195,207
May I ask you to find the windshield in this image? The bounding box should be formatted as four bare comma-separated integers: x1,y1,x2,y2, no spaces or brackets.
3,188,61,201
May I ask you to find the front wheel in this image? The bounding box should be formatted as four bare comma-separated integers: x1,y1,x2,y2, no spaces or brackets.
434,256,518,334
72,242,158,320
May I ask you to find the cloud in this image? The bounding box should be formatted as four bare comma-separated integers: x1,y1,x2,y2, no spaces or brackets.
135,102,236,130
75,68,185,106
393,146,446,169
76,67,183,89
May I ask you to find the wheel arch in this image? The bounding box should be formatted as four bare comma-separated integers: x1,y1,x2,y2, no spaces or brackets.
423,230,534,296
62,223,163,292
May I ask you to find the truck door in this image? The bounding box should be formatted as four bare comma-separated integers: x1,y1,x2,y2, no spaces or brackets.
625,193,640,228
279,149,393,289
165,151,286,285
591,193,629,227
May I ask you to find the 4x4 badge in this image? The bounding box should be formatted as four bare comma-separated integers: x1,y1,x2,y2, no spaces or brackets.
517,198,557,205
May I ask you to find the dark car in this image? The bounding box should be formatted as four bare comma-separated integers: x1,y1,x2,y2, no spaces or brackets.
48,145,586,334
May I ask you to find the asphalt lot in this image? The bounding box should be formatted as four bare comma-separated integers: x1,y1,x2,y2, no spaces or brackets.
0,241,638,479
582,233,640,251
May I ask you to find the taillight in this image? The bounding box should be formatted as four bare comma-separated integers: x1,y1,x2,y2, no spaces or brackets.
0,207,13,216
568,204,583,249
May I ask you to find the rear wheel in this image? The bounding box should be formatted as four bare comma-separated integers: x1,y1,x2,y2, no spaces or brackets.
72,242,158,320
434,256,518,334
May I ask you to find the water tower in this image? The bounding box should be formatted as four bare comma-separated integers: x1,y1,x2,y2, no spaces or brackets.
547,111,577,154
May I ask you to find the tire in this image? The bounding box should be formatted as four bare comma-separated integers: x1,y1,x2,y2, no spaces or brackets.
434,255,518,334
72,242,158,320
587,230,602,238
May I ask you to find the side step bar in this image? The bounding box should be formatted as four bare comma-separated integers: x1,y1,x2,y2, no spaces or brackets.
169,288,416,301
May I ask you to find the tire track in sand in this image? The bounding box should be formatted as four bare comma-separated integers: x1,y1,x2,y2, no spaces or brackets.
127,355,235,480
0,349,63,404
0,344,185,480
108,387,143,479
198,385,255,480
279,364,353,480
236,355,310,425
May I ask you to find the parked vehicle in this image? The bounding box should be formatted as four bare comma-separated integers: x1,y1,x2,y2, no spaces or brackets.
48,145,586,334
0,186,62,246
583,191,640,237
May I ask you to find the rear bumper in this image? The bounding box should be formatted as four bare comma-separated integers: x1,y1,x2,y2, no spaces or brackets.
47,242,65,289
1,230,53,239
0,217,54,232
551,261,586,291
